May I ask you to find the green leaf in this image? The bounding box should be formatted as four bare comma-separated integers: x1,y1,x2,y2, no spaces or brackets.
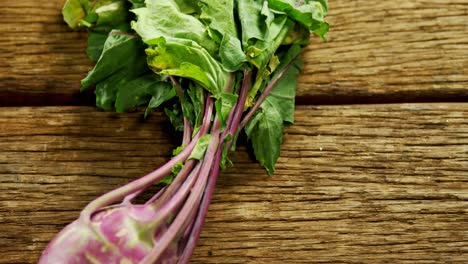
237,0,265,47
282,23,311,45
215,93,238,128
179,88,196,124
174,0,201,14
165,104,184,132
86,31,109,61
268,54,281,74
237,0,293,62
95,69,126,110
314,21,329,41
172,145,186,156
131,0,218,56
187,84,205,129
81,30,147,90
86,20,131,61
220,134,233,170
145,83,177,118
62,0,86,29
262,0,275,27
265,47,302,123
171,162,184,175
219,35,248,72
246,15,294,105
245,46,303,174
199,0,237,40
61,0,328,178
63,0,130,30
245,103,284,175
128,0,146,9
267,0,329,39
247,15,294,70
198,0,246,72
115,74,169,113
92,0,129,27
145,38,228,96
83,30,149,111
157,161,183,184
189,134,212,160
158,174,175,185
163,63,216,95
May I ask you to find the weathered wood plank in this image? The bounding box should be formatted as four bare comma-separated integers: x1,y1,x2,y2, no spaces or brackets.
0,104,466,263
0,1,92,105
301,0,468,103
0,1,467,105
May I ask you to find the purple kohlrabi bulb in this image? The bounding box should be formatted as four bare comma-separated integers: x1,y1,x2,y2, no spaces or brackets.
39,204,156,264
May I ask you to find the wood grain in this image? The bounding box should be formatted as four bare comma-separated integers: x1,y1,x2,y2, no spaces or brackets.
301,0,468,103
1,0,467,105
0,104,466,263
0,1,92,105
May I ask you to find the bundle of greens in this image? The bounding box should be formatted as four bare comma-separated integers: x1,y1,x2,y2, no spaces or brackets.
39,0,328,263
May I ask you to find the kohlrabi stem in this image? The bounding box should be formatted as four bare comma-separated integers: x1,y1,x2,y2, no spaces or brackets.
179,70,253,262
134,116,192,207
144,185,167,206
147,160,196,208
239,54,300,129
145,161,202,228
141,116,223,264
225,70,252,145
170,76,184,98
182,117,193,147
219,73,239,132
177,145,223,264
80,98,214,222
227,70,251,134
122,188,146,204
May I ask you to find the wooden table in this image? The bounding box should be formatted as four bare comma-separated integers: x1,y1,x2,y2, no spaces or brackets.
1,1,467,263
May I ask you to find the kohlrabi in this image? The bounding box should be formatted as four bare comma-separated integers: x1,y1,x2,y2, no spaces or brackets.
39,0,328,263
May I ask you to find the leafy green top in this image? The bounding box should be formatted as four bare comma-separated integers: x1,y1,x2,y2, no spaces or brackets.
62,0,328,174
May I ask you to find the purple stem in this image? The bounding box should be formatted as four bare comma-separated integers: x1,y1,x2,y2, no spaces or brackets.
122,188,146,205
141,100,196,207
178,71,253,263
158,63,291,262
219,73,237,128
141,117,222,264
182,117,193,146
80,98,213,222
224,70,252,151
144,114,197,210
143,186,167,206
170,76,184,98
177,146,223,264
144,161,202,230
146,93,198,208
225,70,252,137
239,54,300,129
145,160,196,208
178,210,197,255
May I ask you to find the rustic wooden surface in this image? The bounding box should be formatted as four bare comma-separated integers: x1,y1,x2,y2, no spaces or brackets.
1,0,468,263
1,0,467,105
0,105,467,263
